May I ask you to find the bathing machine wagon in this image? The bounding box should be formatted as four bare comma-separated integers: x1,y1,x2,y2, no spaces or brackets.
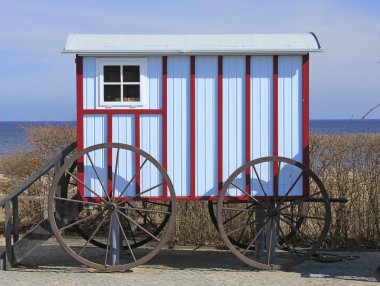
48,33,335,271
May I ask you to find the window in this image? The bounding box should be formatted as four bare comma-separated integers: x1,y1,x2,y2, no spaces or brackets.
97,58,147,107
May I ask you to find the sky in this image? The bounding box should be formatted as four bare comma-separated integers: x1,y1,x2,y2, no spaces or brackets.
0,0,379,121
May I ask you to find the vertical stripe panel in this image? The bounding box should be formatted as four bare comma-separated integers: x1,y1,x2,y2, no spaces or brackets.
195,56,218,197
167,56,190,197
83,57,96,110
222,56,245,197
278,56,303,196
250,56,274,196
83,115,107,197
112,115,136,197
140,115,163,197
147,57,162,109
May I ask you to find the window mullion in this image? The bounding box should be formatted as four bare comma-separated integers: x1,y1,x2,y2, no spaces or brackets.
120,65,123,102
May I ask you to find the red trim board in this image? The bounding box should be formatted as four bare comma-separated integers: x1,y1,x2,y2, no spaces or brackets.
190,56,196,198
217,56,223,191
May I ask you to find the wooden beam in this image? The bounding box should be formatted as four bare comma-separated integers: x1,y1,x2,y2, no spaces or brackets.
4,201,12,270
12,198,19,243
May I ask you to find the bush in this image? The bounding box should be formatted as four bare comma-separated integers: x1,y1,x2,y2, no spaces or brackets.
0,126,379,248
0,124,76,229
310,133,380,248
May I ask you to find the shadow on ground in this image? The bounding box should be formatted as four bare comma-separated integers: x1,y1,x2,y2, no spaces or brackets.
1,244,379,283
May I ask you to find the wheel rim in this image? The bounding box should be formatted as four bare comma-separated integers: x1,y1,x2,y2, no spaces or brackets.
48,143,177,271
217,156,331,270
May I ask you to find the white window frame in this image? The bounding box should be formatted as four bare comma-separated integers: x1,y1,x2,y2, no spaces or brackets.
96,58,147,108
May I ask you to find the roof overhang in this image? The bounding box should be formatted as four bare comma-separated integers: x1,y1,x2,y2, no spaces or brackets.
63,33,323,56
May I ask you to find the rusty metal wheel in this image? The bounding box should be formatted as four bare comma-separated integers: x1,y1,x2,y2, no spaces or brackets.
217,156,331,270
60,161,172,250
48,143,177,272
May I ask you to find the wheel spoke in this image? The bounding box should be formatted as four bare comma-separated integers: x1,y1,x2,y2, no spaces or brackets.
116,210,160,242
279,212,325,221
252,165,271,203
123,201,158,230
278,216,313,247
129,182,164,201
242,216,270,255
221,206,256,213
66,170,108,203
54,196,102,207
223,204,255,225
231,182,270,211
86,153,111,201
267,218,274,265
237,210,254,242
79,214,108,255
104,217,113,266
277,220,301,258
144,201,170,207
278,191,323,212
115,214,136,261
274,161,281,198
59,210,105,232
117,158,148,199
112,148,120,198
227,220,255,237
118,205,171,215
82,209,106,231
278,171,304,205
125,217,137,244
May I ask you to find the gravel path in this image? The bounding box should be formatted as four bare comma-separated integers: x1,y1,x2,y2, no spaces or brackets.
0,238,379,285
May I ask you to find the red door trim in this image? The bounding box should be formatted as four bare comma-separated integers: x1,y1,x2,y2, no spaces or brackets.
135,114,141,195
273,55,279,197
76,55,84,197
162,56,168,199
190,56,196,198
218,56,223,191
245,56,251,195
302,54,310,196
107,114,113,197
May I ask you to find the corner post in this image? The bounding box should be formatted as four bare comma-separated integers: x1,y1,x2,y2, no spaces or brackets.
12,198,19,243
4,201,13,270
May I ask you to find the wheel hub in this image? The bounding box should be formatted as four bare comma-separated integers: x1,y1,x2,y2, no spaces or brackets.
270,210,278,217
108,203,117,211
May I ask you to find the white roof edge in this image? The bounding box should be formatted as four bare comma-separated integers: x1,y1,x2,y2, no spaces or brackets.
63,33,323,55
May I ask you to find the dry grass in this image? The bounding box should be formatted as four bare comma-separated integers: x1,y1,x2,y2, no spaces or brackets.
0,124,76,230
0,127,379,248
310,133,380,248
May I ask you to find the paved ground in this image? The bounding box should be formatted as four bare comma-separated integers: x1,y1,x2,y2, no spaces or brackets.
0,238,379,285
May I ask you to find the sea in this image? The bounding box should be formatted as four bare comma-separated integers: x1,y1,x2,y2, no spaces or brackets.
0,119,379,155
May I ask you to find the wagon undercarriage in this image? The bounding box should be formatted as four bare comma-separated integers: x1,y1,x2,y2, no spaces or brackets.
44,143,341,271
0,142,347,272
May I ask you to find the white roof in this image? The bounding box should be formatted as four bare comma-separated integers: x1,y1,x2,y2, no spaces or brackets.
63,33,322,55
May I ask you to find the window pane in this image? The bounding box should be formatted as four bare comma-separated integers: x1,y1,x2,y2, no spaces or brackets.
123,66,140,82
104,66,120,82
104,85,121,102
123,85,140,102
